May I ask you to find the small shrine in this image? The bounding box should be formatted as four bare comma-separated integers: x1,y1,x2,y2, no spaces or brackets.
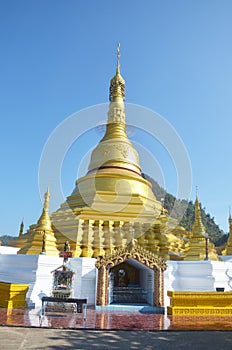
41,241,76,314
51,240,74,298
51,265,74,298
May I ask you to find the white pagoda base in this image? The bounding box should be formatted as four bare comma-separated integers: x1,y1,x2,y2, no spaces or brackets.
0,251,232,308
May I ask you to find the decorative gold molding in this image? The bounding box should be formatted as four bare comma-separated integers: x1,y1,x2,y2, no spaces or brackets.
95,239,167,271
167,291,232,316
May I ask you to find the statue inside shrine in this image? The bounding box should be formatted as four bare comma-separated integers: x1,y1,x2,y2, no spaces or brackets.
64,240,70,252
118,269,129,287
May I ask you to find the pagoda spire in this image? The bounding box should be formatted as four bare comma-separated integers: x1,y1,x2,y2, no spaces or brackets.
36,187,52,232
106,43,125,127
87,43,141,175
19,219,24,237
192,189,205,237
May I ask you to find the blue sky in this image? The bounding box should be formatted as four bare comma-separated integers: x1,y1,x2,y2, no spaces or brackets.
1,0,232,235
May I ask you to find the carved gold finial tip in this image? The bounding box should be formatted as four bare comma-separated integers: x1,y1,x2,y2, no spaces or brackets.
117,43,120,70
117,43,120,60
109,43,125,102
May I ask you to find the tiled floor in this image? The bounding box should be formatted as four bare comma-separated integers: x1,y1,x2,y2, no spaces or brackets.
1,307,232,330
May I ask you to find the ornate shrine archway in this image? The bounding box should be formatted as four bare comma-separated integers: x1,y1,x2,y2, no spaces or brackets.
95,240,167,307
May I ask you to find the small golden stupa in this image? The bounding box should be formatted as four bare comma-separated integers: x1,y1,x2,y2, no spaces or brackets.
184,191,218,260
17,188,59,256
8,220,27,248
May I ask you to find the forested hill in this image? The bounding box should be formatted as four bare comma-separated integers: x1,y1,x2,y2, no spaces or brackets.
142,173,227,246
0,235,17,246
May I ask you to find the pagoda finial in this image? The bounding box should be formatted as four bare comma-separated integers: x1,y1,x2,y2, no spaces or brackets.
109,43,125,102
44,186,50,213
117,42,121,72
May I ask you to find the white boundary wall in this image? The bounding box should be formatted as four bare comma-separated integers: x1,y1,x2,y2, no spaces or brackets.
0,254,96,307
1,253,232,308
164,258,232,307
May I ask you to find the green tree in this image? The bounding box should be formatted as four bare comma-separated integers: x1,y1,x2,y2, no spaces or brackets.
142,173,226,245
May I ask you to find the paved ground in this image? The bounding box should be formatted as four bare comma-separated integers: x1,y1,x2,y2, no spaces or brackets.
1,327,232,350
2,307,232,331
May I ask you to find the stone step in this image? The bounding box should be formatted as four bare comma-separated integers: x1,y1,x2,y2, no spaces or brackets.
112,287,147,304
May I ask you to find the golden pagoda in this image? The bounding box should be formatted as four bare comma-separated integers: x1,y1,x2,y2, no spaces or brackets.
222,211,232,255
184,191,218,260
51,44,165,257
17,188,59,256
50,44,190,260
11,45,199,260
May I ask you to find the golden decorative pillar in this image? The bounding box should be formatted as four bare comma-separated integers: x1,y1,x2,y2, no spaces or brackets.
144,224,160,253
136,223,147,247
92,220,105,257
112,221,123,249
80,219,94,257
154,268,164,307
96,266,109,306
121,222,131,246
102,221,114,255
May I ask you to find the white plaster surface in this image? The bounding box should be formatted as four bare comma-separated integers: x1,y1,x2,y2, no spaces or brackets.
164,259,232,307
0,246,19,254
1,254,232,309
69,258,96,305
0,254,96,307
